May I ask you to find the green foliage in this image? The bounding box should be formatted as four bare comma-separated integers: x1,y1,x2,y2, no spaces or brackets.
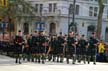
0,0,36,19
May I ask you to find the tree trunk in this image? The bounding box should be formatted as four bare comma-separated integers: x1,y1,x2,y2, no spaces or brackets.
96,0,104,39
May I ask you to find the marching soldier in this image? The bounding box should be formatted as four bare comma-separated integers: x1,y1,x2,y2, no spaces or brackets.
27,34,33,62
57,32,66,63
14,30,24,64
38,31,47,64
23,35,30,61
47,35,59,62
31,31,39,62
47,36,54,61
87,32,98,65
78,35,88,64
67,32,76,64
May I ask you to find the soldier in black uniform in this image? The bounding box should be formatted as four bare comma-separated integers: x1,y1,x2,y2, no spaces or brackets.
47,36,54,61
38,31,47,64
78,35,88,64
57,32,66,63
31,31,39,62
87,32,98,65
67,32,76,64
14,30,24,64
27,34,33,62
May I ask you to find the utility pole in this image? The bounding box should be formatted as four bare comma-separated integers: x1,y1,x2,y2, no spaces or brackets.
72,0,76,32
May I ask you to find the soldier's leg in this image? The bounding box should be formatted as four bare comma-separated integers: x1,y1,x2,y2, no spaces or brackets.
34,54,37,62
37,54,41,63
48,54,52,61
81,49,86,64
72,47,76,64
60,47,64,63
87,55,91,64
60,54,64,63
27,53,31,62
18,54,22,64
66,54,70,64
93,55,96,65
66,48,70,64
57,54,60,62
32,54,35,62
53,54,56,62
41,53,46,64
78,54,81,63
72,54,76,64
83,55,86,64
15,53,18,63
22,53,26,61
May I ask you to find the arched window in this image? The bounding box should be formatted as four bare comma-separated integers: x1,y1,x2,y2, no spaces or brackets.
49,23,56,35
8,23,14,32
23,23,29,35
87,25,95,39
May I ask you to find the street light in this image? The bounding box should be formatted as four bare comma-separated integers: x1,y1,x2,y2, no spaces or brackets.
72,0,76,32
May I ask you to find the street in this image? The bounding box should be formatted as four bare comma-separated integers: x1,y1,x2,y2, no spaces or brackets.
0,55,108,71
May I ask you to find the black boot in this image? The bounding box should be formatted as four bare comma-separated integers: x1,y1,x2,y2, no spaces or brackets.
35,55,38,62
48,55,52,61
60,55,63,63
66,55,69,64
42,55,45,64
87,56,91,64
93,56,96,65
53,55,56,62
15,58,18,63
72,54,76,64
38,55,41,63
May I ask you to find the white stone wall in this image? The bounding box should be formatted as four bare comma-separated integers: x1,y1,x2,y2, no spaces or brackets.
17,0,108,40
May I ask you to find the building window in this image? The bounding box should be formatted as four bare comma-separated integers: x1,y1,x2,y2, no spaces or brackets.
94,7,98,17
69,4,79,15
103,0,108,4
35,4,38,12
69,4,73,14
107,9,108,18
23,23,29,35
40,4,43,13
49,3,52,12
87,25,95,39
89,6,93,16
95,0,98,1
76,5,79,15
53,3,57,12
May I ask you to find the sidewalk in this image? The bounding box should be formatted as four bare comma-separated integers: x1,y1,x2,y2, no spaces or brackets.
0,55,108,71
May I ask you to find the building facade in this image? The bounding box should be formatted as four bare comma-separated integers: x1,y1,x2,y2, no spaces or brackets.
16,0,108,41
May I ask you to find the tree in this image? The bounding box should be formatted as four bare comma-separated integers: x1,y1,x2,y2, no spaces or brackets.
96,0,104,39
0,0,36,38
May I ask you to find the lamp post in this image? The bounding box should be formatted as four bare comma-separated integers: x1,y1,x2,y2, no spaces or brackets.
72,0,76,32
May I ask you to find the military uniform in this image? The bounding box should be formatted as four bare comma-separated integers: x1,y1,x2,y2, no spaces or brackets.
47,36,58,62
87,37,98,64
38,33,47,64
78,38,88,64
67,36,76,64
31,35,39,62
27,35,33,61
14,35,24,64
57,35,65,63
